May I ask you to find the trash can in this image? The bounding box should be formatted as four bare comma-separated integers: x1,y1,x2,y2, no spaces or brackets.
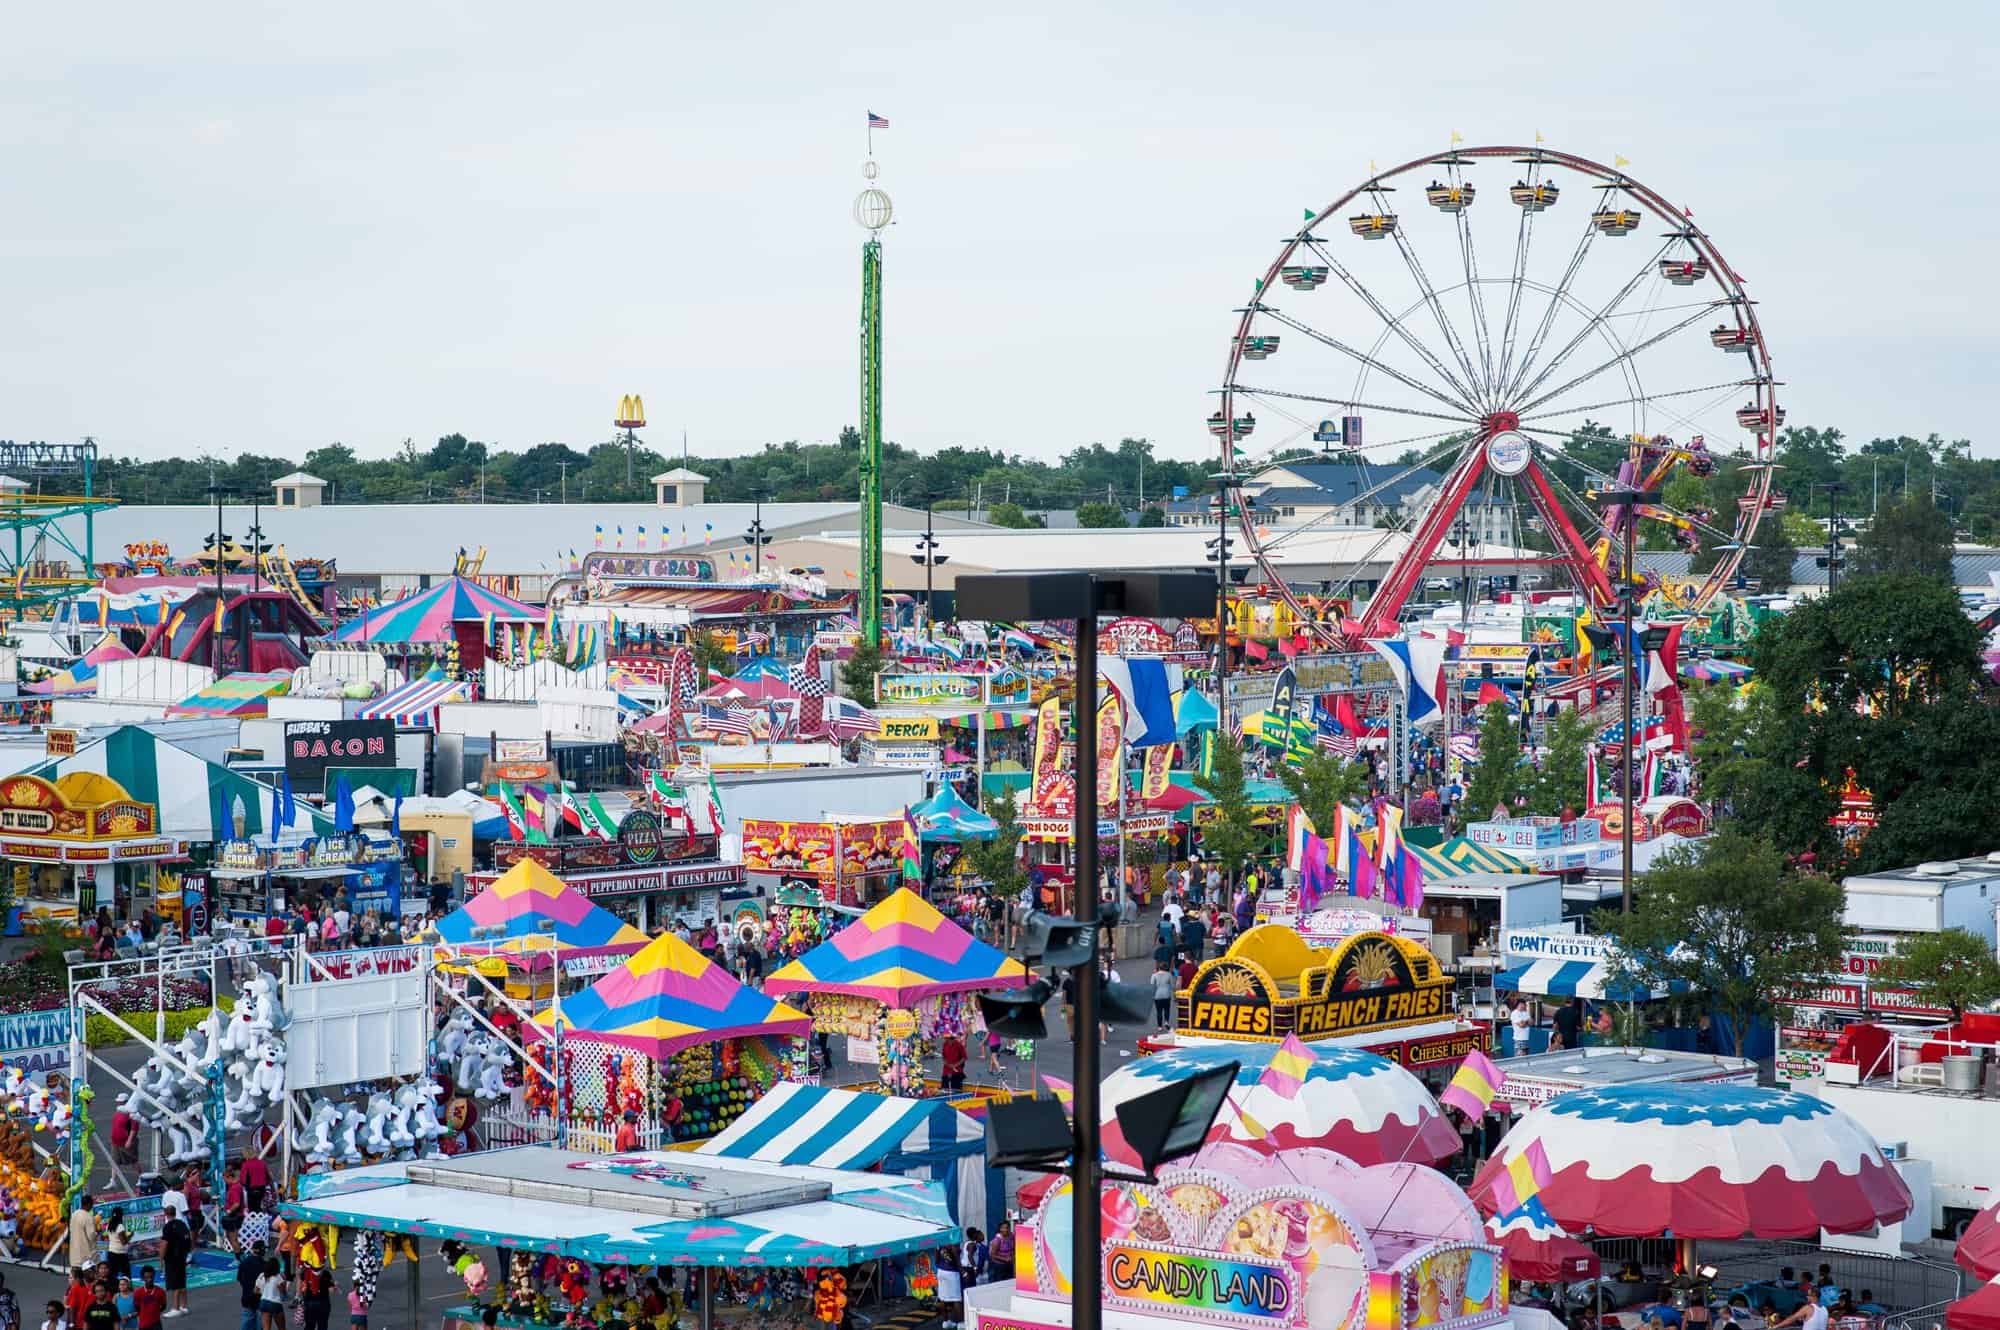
1943,1054,1984,1093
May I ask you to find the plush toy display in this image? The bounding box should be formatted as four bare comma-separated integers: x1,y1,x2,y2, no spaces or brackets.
127,973,292,1158
438,1238,490,1295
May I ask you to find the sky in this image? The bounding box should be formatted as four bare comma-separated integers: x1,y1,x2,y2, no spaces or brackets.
1,3,1993,468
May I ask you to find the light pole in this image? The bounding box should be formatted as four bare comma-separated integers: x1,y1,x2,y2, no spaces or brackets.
955,572,1212,1330
205,484,237,673
911,500,949,637
1205,476,1240,732
1812,483,1846,593
1596,485,1658,914
745,497,772,577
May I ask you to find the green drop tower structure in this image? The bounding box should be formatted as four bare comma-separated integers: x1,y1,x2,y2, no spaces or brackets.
855,165,892,647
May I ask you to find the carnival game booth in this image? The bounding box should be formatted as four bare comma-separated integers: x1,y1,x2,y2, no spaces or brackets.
969,1140,1514,1330
531,931,810,1145
282,1147,960,1329
0,773,187,927
765,887,1028,1097
699,1081,1000,1231
329,574,543,672
1162,926,1483,1083
429,858,650,996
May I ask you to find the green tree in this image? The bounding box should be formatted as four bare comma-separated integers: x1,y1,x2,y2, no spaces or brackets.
840,638,882,706
1076,502,1127,528
1193,731,1260,873
1136,505,1166,528
1461,702,1524,821
1596,831,1847,1056
987,502,1033,529
965,786,1028,902
1850,494,1956,583
1739,574,1987,864
1525,709,1591,816
1684,682,1771,813
1876,928,2000,1019
1279,748,1368,839
691,631,732,685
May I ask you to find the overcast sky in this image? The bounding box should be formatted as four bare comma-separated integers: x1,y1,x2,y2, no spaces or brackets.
2,3,1991,467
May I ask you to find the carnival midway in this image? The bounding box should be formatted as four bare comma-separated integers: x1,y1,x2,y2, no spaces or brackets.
0,110,1994,1330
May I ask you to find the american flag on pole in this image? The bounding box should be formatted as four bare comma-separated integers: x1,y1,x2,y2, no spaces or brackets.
825,697,881,741
867,111,890,129
1317,731,1359,758
701,702,755,737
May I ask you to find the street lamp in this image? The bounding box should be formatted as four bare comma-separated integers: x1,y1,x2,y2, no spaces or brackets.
204,484,238,673
1594,486,1659,914
910,500,949,637
745,497,773,577
1204,477,1244,731
1810,483,1846,593
955,571,1212,1330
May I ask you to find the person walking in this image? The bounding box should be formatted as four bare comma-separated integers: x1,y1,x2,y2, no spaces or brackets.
1150,961,1175,1029
159,1208,191,1318
235,1243,266,1330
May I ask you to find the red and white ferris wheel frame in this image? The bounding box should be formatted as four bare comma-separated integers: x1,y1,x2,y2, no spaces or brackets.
1217,145,1777,649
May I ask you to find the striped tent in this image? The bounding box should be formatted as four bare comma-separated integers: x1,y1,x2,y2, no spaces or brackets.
357,675,471,728
764,887,1027,1006
698,1082,998,1229
164,669,294,718
532,930,809,1058
30,724,330,840
331,575,541,645
1408,837,1532,879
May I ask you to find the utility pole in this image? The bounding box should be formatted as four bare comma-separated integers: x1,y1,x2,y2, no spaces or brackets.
557,460,570,505
746,497,773,576
205,484,238,674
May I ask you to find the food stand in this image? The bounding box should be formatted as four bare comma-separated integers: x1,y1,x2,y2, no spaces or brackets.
971,1140,1514,1330
764,887,1027,1096
0,773,184,926
464,825,745,934
210,830,406,923
1162,925,1483,1085
741,816,903,908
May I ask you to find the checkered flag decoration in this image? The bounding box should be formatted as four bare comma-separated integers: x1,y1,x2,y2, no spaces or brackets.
789,643,828,736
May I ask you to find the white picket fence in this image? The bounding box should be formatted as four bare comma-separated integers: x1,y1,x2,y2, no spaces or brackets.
480,1107,672,1154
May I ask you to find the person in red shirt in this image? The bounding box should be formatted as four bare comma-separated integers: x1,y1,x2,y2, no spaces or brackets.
64,1267,91,1328
1176,956,1197,989
940,1035,967,1092
612,1112,640,1153
133,1267,166,1330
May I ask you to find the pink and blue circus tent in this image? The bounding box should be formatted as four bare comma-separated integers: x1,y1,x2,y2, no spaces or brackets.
532,930,810,1058
764,887,1027,1006
332,575,541,645
429,859,647,965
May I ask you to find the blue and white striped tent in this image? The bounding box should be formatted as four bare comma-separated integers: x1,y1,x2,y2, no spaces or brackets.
1495,957,1678,1001
698,1083,999,1231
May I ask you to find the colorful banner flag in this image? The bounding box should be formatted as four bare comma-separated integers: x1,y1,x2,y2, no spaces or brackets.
1440,1048,1505,1118
1141,743,1173,800
1095,692,1124,801
1489,1140,1554,1215
900,806,921,881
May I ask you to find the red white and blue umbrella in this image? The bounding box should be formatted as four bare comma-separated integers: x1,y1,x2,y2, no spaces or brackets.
1470,1083,1911,1239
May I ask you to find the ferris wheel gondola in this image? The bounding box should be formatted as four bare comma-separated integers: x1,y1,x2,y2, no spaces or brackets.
1217,145,1778,647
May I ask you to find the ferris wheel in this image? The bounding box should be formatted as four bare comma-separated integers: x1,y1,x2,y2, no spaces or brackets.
1215,145,1779,647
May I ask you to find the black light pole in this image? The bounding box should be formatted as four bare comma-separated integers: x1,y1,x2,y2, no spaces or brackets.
1596,485,1658,914
1812,483,1846,593
911,500,949,638
745,497,772,575
1206,476,1238,732
205,484,237,673
955,572,1211,1330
